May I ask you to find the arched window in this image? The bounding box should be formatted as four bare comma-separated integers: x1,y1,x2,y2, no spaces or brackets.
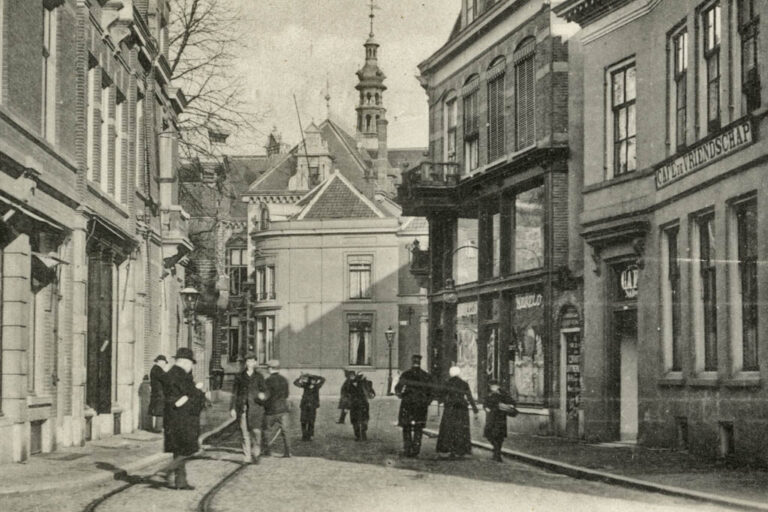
365,114,372,132
366,92,372,105
487,56,506,161
514,38,536,150
375,92,380,105
259,205,270,231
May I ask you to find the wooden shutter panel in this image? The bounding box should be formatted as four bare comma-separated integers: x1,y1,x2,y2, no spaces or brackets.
487,74,505,161
516,56,535,150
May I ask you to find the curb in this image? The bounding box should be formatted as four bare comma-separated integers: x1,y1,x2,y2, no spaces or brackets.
423,428,768,512
0,451,173,496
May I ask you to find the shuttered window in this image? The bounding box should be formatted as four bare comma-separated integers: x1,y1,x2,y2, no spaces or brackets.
463,76,480,172
515,39,536,150
487,59,506,162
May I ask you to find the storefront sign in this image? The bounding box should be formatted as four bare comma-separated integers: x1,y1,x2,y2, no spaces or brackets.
565,332,581,413
655,118,753,189
515,293,543,310
620,265,639,299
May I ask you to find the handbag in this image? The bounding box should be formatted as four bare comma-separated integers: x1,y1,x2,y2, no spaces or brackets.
498,402,518,418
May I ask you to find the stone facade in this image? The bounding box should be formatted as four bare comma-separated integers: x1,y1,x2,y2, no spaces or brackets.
0,0,189,463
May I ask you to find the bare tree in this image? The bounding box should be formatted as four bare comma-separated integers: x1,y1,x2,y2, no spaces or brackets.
169,0,263,158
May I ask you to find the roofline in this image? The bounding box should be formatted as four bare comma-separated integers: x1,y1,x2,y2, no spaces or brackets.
296,171,386,221
246,152,294,191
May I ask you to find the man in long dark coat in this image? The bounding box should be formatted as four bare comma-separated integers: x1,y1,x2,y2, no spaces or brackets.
345,372,374,441
230,352,267,463
483,379,516,462
395,355,433,457
163,347,206,490
148,355,167,432
294,374,326,441
336,370,354,423
436,366,478,459
264,360,291,457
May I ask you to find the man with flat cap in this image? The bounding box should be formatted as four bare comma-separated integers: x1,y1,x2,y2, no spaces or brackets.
163,347,206,490
230,352,267,463
394,354,434,457
264,359,291,457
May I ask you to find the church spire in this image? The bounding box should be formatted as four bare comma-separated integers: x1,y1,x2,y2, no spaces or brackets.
368,0,376,37
355,0,386,151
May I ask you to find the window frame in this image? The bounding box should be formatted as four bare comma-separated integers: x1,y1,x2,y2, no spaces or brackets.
738,0,761,112
444,94,458,162
669,26,689,152
503,182,546,275
691,210,718,373
347,312,374,366
100,75,112,195
487,58,506,162
86,60,98,183
660,223,683,373
227,315,240,363
514,39,536,151
609,61,637,177
701,2,722,134
227,247,248,297
254,315,275,365
462,80,480,172
41,5,57,143
348,256,373,300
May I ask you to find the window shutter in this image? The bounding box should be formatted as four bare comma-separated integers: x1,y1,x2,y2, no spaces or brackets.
487,74,505,161
516,56,535,150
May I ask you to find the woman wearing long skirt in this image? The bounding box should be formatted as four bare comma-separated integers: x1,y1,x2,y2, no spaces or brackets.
436,366,479,458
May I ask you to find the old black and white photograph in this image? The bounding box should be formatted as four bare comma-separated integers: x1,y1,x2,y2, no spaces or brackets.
0,0,767,510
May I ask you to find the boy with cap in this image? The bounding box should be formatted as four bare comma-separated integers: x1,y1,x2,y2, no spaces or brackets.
264,360,291,457
483,379,517,462
394,355,434,457
230,352,267,463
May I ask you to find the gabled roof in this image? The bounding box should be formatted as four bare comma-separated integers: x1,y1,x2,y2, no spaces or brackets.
247,152,296,193
296,171,386,220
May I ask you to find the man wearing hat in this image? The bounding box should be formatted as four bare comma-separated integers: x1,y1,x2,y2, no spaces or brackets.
394,355,434,457
230,352,267,463
163,347,206,490
148,355,168,433
263,359,291,457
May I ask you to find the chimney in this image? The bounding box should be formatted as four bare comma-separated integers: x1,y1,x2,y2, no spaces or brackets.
376,117,388,162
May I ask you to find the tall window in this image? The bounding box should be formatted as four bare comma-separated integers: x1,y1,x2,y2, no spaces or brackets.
611,63,637,176
86,62,97,182
100,78,111,194
266,265,275,299
255,315,274,365
463,80,480,172
506,184,545,273
227,316,240,363
228,248,247,296
739,0,761,111
135,92,144,190
42,6,57,142
349,260,372,300
348,313,373,366
445,96,457,162
661,226,682,372
480,206,501,280
114,94,124,203
697,213,718,371
466,0,477,25
515,39,536,150
731,199,758,371
487,59,506,161
703,3,721,133
672,30,688,151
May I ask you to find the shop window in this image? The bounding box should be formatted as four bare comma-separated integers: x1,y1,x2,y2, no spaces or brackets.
670,28,688,151
692,212,718,372
505,184,545,274
515,39,536,150
255,315,274,365
739,0,761,111
729,198,758,372
487,58,506,161
42,5,57,143
444,95,458,162
227,316,240,363
348,313,373,366
509,291,545,405
661,225,682,372
702,2,722,133
463,76,480,172
453,217,479,285
456,301,479,397
609,61,637,176
228,248,247,296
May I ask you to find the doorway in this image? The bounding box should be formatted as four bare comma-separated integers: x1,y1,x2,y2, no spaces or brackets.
614,309,638,442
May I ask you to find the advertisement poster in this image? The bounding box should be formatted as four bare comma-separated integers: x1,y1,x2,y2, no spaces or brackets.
510,292,545,404
455,300,478,397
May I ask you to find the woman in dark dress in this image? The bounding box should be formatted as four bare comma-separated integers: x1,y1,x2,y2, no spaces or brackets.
436,366,478,458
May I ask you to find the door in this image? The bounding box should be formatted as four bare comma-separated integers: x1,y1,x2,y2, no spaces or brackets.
614,310,638,441
86,252,113,414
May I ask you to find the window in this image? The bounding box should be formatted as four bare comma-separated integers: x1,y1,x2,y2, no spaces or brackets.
135,92,144,190
739,0,761,111
729,198,758,372
349,259,372,300
255,315,274,365
86,62,97,182
444,96,457,162
348,313,373,366
100,77,111,194
453,218,479,285
671,29,688,151
42,5,57,142
693,213,718,372
661,225,682,372
507,184,545,273
228,248,247,296
114,93,124,203
487,58,505,161
227,316,240,363
463,78,479,172
480,205,501,280
703,3,722,133
466,0,477,25
611,63,637,176
254,264,275,300
515,39,536,150
267,265,275,300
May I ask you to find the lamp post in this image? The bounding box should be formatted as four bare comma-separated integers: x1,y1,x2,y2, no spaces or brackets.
180,287,200,349
384,325,395,396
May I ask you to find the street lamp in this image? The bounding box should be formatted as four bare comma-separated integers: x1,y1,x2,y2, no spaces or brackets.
180,287,200,349
384,325,395,396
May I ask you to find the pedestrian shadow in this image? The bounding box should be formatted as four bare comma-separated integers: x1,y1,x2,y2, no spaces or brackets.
93,462,168,489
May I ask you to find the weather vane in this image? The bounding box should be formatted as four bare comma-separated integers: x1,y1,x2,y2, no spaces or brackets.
368,0,379,36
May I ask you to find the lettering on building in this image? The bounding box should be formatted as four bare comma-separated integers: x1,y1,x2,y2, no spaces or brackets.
515,293,543,310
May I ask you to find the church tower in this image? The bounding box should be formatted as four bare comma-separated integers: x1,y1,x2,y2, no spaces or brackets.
355,3,387,154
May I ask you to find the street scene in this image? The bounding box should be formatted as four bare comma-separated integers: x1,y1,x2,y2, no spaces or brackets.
1,0,768,510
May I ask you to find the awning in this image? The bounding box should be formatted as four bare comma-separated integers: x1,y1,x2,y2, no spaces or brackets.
0,193,65,233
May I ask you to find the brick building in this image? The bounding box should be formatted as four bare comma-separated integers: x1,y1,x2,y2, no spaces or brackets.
0,0,189,463
556,0,768,463
397,0,583,436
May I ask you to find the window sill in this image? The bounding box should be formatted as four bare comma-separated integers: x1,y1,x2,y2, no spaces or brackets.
583,166,655,194
658,373,685,387
688,374,719,387
723,372,761,388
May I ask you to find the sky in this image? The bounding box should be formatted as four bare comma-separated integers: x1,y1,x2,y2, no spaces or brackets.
229,0,462,154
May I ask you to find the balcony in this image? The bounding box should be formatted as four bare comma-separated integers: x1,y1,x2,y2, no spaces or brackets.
396,161,460,216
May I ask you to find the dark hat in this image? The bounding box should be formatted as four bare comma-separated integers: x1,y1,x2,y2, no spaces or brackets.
154,354,167,363
174,347,196,364
244,352,258,361
411,354,423,364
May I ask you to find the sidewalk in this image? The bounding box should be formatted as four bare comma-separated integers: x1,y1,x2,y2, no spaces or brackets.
0,398,233,496
424,414,768,511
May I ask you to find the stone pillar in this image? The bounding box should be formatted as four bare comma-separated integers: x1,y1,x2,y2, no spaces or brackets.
1,233,31,462
70,218,89,446
115,257,136,433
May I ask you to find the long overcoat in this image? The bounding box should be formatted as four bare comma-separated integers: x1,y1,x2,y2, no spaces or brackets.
436,376,478,456
395,367,433,428
230,369,267,430
295,375,326,423
483,391,516,441
163,365,206,456
148,364,165,417
344,377,373,424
